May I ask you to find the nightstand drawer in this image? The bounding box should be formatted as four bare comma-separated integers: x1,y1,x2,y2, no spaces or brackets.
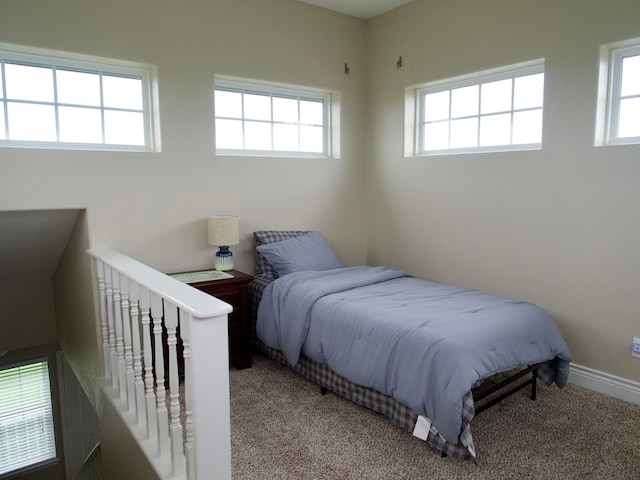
208,289,240,308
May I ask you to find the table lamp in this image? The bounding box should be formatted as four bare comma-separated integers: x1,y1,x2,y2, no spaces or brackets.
208,215,239,271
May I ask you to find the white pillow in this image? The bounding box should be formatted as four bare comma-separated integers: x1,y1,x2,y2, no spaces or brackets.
256,231,343,276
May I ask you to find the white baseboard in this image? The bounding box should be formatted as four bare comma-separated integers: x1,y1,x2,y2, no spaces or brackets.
569,363,640,406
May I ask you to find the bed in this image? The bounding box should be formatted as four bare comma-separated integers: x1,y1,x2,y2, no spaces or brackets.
248,230,572,462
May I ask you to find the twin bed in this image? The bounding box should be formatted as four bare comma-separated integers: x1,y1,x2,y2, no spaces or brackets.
247,230,572,461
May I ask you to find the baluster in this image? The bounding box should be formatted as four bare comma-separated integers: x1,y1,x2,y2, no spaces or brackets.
166,305,185,476
129,281,145,426
140,287,157,442
119,276,135,413
95,260,110,378
151,293,169,456
112,272,127,400
104,265,118,390
181,312,195,480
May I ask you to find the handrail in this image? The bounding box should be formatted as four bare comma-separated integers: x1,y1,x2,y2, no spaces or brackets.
87,249,232,480
88,248,232,319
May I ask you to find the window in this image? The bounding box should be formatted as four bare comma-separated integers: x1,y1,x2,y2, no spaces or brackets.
214,77,331,157
0,359,57,477
0,46,157,151
414,61,545,155
600,42,640,146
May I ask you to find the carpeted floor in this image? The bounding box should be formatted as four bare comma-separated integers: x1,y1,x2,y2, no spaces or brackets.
229,354,640,480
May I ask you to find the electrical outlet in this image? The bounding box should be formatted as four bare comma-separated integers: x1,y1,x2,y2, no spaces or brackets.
632,337,640,359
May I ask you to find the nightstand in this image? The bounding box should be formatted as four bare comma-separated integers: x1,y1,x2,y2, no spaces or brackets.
173,269,254,370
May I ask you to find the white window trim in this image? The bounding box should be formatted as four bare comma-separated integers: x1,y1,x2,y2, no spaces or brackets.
0,43,160,152
408,59,545,157
214,76,333,158
597,40,640,146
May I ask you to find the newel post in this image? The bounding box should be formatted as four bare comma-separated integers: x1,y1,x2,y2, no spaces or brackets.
189,311,232,480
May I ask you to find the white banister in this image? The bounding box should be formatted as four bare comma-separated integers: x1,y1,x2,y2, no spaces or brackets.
88,248,233,480
165,306,185,477
105,265,118,392
97,261,110,379
140,286,157,443
129,281,146,425
181,313,196,479
150,291,170,457
119,275,136,413
112,271,127,401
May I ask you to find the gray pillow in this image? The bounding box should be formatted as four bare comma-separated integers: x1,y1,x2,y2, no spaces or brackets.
254,230,307,279
256,231,343,277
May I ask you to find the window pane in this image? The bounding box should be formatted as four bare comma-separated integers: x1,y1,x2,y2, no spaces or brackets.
423,121,449,150
273,123,298,151
56,70,101,106
480,113,511,146
215,90,242,118
104,110,144,145
621,55,640,96
424,91,449,121
0,51,153,151
214,80,329,155
514,73,544,109
59,106,102,143
481,79,512,114
300,100,323,125
618,97,640,137
244,93,271,121
273,97,298,123
5,64,54,102
450,117,478,148
513,109,542,144
215,119,243,149
417,63,544,153
244,121,271,150
7,103,56,141
0,361,56,476
102,75,143,110
0,72,3,99
451,85,478,118
300,125,323,152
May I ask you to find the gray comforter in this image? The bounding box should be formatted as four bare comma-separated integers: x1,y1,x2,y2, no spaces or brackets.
256,266,572,444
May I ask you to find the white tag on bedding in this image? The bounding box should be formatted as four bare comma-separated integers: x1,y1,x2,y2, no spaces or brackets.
412,415,431,441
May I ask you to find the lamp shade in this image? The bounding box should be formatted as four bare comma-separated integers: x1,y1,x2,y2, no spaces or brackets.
208,215,239,246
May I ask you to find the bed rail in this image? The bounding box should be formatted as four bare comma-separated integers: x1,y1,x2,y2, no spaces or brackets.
473,362,542,415
88,249,232,480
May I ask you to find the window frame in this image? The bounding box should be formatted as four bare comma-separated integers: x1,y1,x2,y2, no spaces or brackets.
0,358,58,478
413,60,545,156
0,45,159,152
214,77,332,158
602,42,640,146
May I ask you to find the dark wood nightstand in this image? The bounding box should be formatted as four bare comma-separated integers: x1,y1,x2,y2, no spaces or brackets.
177,269,254,370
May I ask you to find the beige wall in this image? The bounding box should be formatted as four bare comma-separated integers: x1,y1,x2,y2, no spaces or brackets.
0,0,367,384
53,212,99,398
0,1,367,476
1,0,638,425
366,0,640,382
0,280,57,352
0,0,368,277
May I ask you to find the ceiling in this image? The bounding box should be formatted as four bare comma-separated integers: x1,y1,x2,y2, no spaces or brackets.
295,0,414,19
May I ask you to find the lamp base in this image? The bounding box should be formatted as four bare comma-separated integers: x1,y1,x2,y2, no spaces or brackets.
215,246,234,271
